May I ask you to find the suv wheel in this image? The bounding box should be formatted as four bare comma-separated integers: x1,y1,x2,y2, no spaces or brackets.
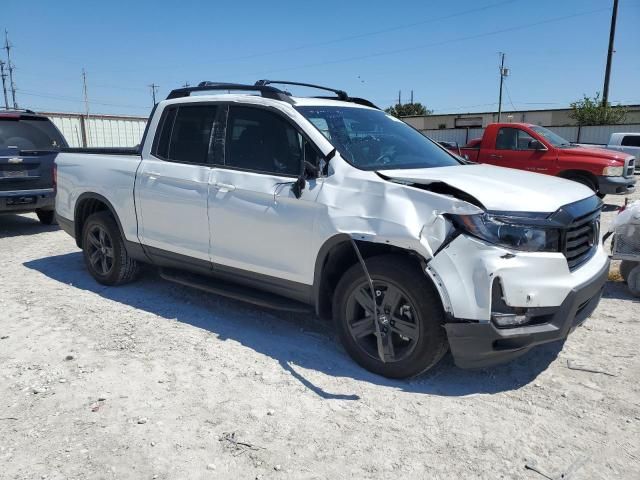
81,211,139,286
36,209,56,225
333,254,448,378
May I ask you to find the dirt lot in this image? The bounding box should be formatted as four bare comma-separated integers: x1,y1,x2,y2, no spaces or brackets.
1,191,639,480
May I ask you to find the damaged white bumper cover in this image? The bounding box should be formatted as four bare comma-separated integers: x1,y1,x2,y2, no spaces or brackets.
378,166,610,368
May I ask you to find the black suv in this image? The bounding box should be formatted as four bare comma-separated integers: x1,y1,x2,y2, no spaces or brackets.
0,110,68,224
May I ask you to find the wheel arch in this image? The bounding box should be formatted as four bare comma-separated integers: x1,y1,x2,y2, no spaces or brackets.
73,193,126,249
313,234,442,320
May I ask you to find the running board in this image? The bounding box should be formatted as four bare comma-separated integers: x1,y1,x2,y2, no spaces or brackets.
159,268,311,313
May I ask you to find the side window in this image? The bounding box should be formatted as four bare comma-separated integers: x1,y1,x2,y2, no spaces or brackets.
153,105,218,164
154,108,177,159
225,106,302,176
621,135,640,147
496,127,536,150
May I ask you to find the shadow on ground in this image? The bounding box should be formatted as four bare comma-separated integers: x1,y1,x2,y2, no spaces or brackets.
25,252,566,398
0,214,59,239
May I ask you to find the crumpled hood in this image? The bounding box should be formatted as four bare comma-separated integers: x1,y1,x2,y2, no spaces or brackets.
378,163,594,213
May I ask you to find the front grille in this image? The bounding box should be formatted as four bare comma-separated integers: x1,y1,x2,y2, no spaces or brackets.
562,208,600,271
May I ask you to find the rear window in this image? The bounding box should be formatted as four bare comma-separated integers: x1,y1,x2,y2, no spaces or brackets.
621,135,640,147
0,117,67,150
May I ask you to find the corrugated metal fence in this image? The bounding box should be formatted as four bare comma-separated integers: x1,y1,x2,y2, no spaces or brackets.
420,124,640,145
42,112,148,148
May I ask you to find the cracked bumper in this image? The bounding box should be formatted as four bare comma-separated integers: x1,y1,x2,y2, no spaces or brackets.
444,256,609,369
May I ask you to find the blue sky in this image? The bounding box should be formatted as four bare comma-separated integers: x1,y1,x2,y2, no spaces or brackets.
2,0,639,117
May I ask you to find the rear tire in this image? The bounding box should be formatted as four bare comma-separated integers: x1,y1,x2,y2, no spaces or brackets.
620,260,637,285
333,254,448,379
36,209,56,225
81,211,139,286
627,264,640,297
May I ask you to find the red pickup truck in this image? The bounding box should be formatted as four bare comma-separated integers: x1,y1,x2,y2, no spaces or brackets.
460,123,636,197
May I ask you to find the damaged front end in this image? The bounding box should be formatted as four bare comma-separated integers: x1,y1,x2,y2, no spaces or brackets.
375,172,609,368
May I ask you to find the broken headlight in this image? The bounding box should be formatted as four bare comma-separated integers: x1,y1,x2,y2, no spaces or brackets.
450,214,560,252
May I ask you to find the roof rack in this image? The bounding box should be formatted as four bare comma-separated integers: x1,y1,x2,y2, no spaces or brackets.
255,80,349,101
166,80,379,109
166,82,294,104
256,80,379,109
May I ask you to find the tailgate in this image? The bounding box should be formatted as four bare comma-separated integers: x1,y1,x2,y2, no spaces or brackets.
0,147,56,192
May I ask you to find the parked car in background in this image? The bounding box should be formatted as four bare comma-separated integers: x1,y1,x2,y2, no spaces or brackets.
0,110,68,224
461,123,636,197
55,81,609,378
605,133,640,172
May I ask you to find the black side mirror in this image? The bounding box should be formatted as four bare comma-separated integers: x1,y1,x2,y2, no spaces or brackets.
529,139,546,150
303,160,319,179
291,176,306,199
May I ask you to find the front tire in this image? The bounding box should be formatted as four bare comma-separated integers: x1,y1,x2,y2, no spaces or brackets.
81,211,139,286
333,254,448,379
36,209,56,225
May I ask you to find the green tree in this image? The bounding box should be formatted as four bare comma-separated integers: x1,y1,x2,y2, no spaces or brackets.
385,102,432,118
569,93,628,126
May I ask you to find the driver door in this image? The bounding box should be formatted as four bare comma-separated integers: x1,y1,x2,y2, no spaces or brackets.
488,127,551,172
208,105,324,287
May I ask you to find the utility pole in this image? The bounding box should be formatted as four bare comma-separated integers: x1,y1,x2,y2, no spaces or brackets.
149,83,159,106
182,82,190,88
602,0,619,106
410,90,414,104
82,69,90,117
398,90,401,106
4,30,17,109
82,69,90,147
0,60,9,109
497,52,509,122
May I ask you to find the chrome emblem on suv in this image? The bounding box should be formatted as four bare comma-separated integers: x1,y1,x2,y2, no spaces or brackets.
7,157,23,164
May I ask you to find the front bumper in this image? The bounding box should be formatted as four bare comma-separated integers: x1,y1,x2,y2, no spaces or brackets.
0,188,55,214
444,257,609,368
597,175,636,195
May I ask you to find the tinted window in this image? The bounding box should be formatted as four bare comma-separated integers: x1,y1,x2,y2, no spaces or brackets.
496,127,537,150
154,108,177,159
226,107,302,176
0,117,67,150
154,105,217,163
295,106,459,170
621,135,640,147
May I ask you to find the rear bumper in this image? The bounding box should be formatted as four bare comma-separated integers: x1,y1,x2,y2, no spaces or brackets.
444,258,609,369
597,175,636,195
0,188,55,214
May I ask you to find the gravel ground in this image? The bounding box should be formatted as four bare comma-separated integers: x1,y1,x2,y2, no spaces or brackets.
1,190,639,480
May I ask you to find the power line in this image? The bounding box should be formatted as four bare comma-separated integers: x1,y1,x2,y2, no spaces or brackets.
247,7,610,77
15,89,149,110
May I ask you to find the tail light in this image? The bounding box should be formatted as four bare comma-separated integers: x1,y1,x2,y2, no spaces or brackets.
52,163,57,193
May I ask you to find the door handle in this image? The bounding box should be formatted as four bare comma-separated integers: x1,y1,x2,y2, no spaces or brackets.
213,182,236,192
489,154,503,159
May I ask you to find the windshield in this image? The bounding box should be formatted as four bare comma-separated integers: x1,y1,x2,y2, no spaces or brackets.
530,125,572,147
0,117,67,150
295,106,461,170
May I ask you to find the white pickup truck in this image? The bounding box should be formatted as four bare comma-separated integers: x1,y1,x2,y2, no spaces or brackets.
55,81,610,378
605,133,640,171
